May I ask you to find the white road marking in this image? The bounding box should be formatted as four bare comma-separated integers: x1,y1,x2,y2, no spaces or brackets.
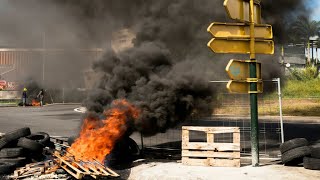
74,107,87,113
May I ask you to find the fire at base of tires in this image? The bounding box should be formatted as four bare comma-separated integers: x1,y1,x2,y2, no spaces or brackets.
0,127,123,179
280,138,320,170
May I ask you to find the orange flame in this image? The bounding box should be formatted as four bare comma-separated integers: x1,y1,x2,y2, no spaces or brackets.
67,99,139,163
32,99,41,106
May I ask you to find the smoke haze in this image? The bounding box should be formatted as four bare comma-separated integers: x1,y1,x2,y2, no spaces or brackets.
0,0,310,135
83,0,309,135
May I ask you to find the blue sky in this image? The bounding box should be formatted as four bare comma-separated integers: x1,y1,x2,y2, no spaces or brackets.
309,0,320,20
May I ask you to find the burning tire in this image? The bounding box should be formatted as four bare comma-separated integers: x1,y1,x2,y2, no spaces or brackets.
17,138,44,152
281,146,311,165
127,137,140,157
67,136,77,146
0,128,31,149
26,132,50,146
280,138,308,154
0,148,24,158
105,137,140,167
0,162,14,175
303,157,320,170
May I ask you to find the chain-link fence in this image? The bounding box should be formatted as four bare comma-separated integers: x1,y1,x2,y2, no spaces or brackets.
135,79,283,159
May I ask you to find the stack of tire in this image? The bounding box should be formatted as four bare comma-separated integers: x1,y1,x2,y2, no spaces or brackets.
304,146,320,170
280,138,320,170
0,127,51,175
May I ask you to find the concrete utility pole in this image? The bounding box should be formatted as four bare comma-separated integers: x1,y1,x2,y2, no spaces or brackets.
42,32,46,86
311,40,314,66
307,41,310,65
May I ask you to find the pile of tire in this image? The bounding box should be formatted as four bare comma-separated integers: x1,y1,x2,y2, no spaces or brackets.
0,127,51,175
304,146,320,170
280,138,320,170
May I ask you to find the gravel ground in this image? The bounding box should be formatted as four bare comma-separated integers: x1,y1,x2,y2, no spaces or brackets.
127,161,320,180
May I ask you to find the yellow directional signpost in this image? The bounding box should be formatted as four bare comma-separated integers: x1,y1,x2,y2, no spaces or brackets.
226,60,261,80
207,0,274,166
224,0,261,23
208,38,274,54
207,22,272,39
227,80,263,93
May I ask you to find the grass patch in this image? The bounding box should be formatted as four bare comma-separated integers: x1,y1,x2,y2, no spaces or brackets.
282,79,320,98
259,98,320,116
214,70,320,116
0,99,20,105
214,98,320,116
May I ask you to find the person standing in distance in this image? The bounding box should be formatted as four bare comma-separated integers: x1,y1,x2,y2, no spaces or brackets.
37,89,45,106
22,88,27,107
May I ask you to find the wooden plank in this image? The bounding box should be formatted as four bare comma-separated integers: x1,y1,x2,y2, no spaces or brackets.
182,129,189,148
184,142,240,151
206,133,215,164
94,162,119,177
182,158,240,167
95,165,114,176
182,126,238,133
61,164,84,180
91,165,110,176
182,150,240,158
55,153,86,179
60,161,85,180
73,162,98,179
54,151,119,178
14,166,45,177
233,130,241,161
207,133,214,143
182,158,209,166
233,131,240,144
209,158,240,167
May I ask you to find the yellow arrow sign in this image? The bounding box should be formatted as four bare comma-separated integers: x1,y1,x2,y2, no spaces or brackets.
226,60,261,80
224,0,261,24
227,80,263,94
207,38,274,54
207,22,273,39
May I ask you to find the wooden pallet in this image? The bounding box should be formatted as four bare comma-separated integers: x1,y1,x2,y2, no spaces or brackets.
54,151,119,179
181,126,240,167
50,137,70,150
13,160,57,179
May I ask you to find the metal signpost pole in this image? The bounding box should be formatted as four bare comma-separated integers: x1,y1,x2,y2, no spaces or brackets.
208,0,274,166
277,78,284,143
249,0,259,166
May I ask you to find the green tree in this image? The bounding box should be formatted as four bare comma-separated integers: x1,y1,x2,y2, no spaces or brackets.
289,16,320,67
290,16,320,42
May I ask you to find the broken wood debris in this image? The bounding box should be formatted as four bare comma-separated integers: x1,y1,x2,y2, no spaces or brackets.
12,160,58,179
10,138,119,180
54,151,119,179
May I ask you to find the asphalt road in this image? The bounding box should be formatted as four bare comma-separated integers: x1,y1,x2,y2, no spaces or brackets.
0,104,319,148
0,104,319,179
0,104,82,137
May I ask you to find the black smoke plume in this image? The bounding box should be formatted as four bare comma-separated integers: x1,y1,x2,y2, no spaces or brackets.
261,0,308,43
1,0,308,136
87,43,213,136
83,0,309,136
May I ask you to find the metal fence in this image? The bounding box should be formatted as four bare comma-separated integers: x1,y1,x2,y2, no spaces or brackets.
0,48,104,87
136,78,283,159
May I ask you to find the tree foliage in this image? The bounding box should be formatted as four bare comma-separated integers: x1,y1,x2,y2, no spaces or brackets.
288,66,319,81
289,16,320,43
